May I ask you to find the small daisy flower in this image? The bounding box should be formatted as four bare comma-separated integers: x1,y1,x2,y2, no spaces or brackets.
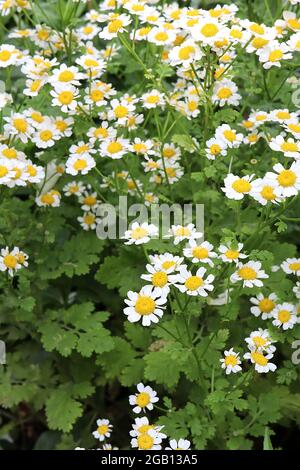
87,122,116,143
212,79,241,107
123,222,158,245
215,124,243,148
265,162,300,197
272,303,298,330
69,141,96,159
49,64,84,89
129,416,166,438
281,258,300,276
183,239,217,266
0,44,19,67
107,98,135,124
78,212,99,231
4,113,33,143
231,261,269,288
169,224,202,245
131,428,163,450
92,419,113,442
79,191,99,212
124,285,167,326
50,85,79,113
35,190,61,208
148,27,176,46
244,350,277,373
141,89,165,109
63,181,85,197
245,329,276,354
165,439,191,450
32,119,60,149
250,293,277,319
284,120,300,139
220,348,242,375
222,174,257,200
0,246,28,276
149,253,184,273
99,14,132,40
168,40,202,68
170,266,215,297
191,18,227,45
101,444,119,450
141,264,173,296
100,137,129,159
205,137,227,160
250,178,282,206
65,154,96,176
269,135,300,159
129,383,159,414
258,41,292,69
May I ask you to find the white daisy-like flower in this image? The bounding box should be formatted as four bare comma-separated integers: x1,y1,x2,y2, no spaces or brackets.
215,124,244,148
129,383,159,414
141,89,165,109
147,27,176,46
4,113,34,143
170,266,215,297
32,119,60,149
272,303,297,330
269,135,300,159
218,243,247,264
99,14,132,40
101,444,119,450
63,181,86,197
131,428,163,450
220,348,242,375
258,41,292,69
269,109,297,124
191,18,227,45
250,293,277,319
231,261,269,288
243,350,277,373
124,285,167,326
183,239,217,266
250,178,282,206
92,419,113,442
78,212,99,231
65,154,96,176
141,264,173,296
168,40,202,68
212,79,241,107
129,416,166,438
69,141,96,159
265,162,300,197
245,329,276,354
107,98,135,124
100,137,129,159
165,438,191,450
123,222,158,245
50,85,79,113
284,120,300,140
281,258,300,276
0,246,28,277
49,64,85,89
169,224,202,245
205,137,227,160
35,190,61,208
87,122,116,143
149,253,184,273
222,174,259,200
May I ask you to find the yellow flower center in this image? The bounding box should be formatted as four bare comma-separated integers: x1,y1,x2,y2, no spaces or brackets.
250,23,265,35
225,354,238,366
41,193,55,205
289,262,300,271
73,159,87,171
217,87,233,99
84,58,99,67
192,247,209,259
230,29,242,39
259,298,275,313
137,433,154,450
97,424,109,435
58,70,74,82
152,271,168,287
238,267,257,280
83,196,97,206
288,123,300,133
107,142,123,154
232,179,251,193
269,50,283,62
133,143,147,153
76,144,89,154
225,249,239,260
155,31,168,42
251,37,268,49
84,214,96,225
277,170,296,187
178,45,195,60
261,185,276,201
138,424,153,434
185,275,203,291
40,130,53,142
281,142,298,152
251,351,268,366
114,105,128,118
90,89,104,102
2,148,17,158
135,296,155,315
136,392,150,408
146,95,159,104
278,310,291,323
201,23,219,37
58,91,73,105
0,165,8,177
108,19,123,33
13,118,28,133
0,50,12,61
3,254,17,269
162,260,175,270
287,18,300,30
223,130,236,142
210,144,221,155
95,127,108,138
27,165,37,176
175,227,190,237
253,336,267,347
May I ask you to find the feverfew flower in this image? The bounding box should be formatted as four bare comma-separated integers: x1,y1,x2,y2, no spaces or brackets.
258,41,292,69
212,79,241,107
129,383,159,414
281,258,300,276
35,190,61,207
124,285,167,326
205,137,227,160
220,348,242,375
0,246,28,276
168,40,202,68
92,419,112,442
265,162,300,197
141,89,165,109
141,264,172,296
65,154,96,176
272,303,297,330
123,222,158,245
250,293,277,319
269,135,300,159
244,350,277,373
215,124,243,148
131,428,163,450
231,261,269,288
183,239,217,266
245,329,276,354
222,174,258,200
50,85,79,113
218,243,247,264
170,266,215,297
169,224,202,245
